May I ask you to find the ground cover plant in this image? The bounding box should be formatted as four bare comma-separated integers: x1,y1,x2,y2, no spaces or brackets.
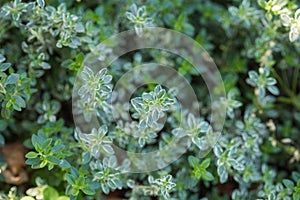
0,0,300,199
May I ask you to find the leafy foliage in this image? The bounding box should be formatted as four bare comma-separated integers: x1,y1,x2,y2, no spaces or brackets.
0,0,300,200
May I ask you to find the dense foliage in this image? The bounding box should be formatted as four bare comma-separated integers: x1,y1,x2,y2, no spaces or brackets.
1,0,300,199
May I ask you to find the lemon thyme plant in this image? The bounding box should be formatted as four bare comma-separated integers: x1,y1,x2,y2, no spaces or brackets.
0,0,300,200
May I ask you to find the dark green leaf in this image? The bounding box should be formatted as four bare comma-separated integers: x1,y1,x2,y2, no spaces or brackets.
0,134,4,147
59,159,71,169
37,0,45,8
188,156,199,167
82,152,91,164
6,74,19,85
40,138,52,149
0,63,11,71
283,179,294,188
82,187,95,195
13,95,26,108
65,174,75,184
0,54,5,63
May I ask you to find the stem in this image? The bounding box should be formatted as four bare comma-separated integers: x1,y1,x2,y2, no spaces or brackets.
292,67,299,94
283,69,290,85
271,68,294,97
292,95,300,111
277,97,293,104
271,68,300,111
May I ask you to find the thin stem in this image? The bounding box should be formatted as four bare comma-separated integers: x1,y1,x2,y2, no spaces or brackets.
271,68,300,111
292,67,299,94
271,68,294,97
283,68,290,88
277,97,293,104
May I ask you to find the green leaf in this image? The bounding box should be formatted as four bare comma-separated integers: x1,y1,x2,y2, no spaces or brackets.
6,74,19,85
47,155,59,164
59,159,71,169
71,188,79,196
70,167,79,177
0,134,5,147
138,137,145,147
88,181,100,190
48,163,54,170
220,170,228,184
101,183,110,194
0,120,7,131
40,160,48,168
52,144,64,153
40,138,52,149
188,156,199,167
202,171,214,181
127,179,135,188
248,71,258,80
102,144,114,154
13,95,26,108
25,151,38,158
74,23,85,33
40,62,51,69
32,134,42,151
267,85,279,95
37,0,45,8
25,157,40,165
43,186,59,200
257,0,266,7
283,179,294,188
0,63,11,71
292,172,300,182
266,77,276,85
0,54,5,63
294,192,300,200
66,174,75,184
200,158,211,169
82,187,95,195
82,152,91,164
269,192,276,200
